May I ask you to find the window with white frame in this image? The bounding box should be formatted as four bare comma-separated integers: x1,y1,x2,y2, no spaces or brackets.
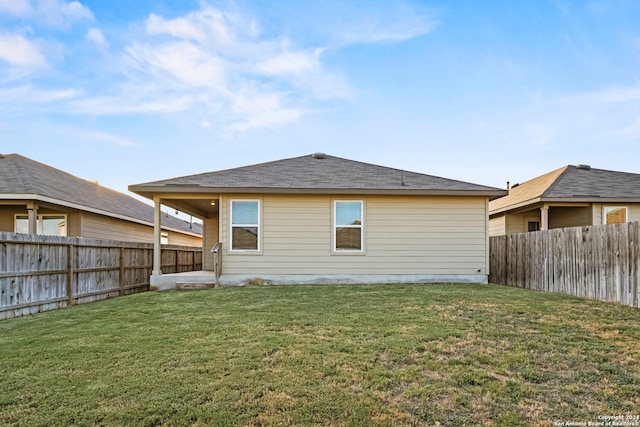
334,200,363,252
15,214,67,236
603,206,627,224
230,200,260,251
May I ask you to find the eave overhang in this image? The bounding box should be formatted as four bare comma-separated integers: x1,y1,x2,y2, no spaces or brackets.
489,196,640,216
129,185,508,200
1,193,201,238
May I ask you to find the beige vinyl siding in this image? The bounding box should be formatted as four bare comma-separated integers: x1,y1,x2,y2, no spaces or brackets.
203,216,219,270
628,204,640,222
505,213,531,235
67,212,81,236
81,212,201,245
0,207,15,232
165,229,202,247
489,216,506,236
593,203,640,224
81,212,156,242
548,206,591,229
220,194,488,276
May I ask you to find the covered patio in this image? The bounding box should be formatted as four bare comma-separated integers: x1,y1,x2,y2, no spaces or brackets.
130,190,222,290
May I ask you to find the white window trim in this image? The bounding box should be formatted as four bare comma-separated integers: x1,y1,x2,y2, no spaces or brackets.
333,200,364,253
603,206,628,224
230,199,261,253
15,214,68,236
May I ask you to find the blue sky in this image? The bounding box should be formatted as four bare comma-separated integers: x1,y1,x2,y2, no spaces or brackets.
2,0,640,199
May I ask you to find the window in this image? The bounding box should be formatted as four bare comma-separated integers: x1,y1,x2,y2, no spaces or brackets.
334,200,363,252
230,200,260,251
15,214,67,236
161,232,169,245
527,221,540,232
604,206,627,224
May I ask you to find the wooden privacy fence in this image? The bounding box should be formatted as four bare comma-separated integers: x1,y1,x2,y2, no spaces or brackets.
0,232,203,320
489,222,640,308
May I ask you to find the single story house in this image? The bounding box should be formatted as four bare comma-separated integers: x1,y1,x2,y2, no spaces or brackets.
129,153,506,286
489,164,640,236
0,153,202,246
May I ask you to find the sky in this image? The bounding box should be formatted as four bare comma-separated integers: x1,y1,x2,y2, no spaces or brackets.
2,0,640,202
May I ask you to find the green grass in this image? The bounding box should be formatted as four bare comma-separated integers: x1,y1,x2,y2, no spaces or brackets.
1,283,639,426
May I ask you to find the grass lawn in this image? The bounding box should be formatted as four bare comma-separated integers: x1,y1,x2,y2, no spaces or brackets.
1,283,639,426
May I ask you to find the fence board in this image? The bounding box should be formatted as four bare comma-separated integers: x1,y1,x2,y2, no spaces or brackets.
490,222,640,308
0,232,203,320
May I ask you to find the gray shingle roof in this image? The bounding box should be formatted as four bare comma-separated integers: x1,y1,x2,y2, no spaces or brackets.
490,165,640,214
131,153,506,197
0,153,200,235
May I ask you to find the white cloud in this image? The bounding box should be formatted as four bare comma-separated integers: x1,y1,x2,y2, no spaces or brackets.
0,0,31,16
1,0,94,28
146,12,207,43
116,7,330,131
326,3,437,46
86,28,106,46
126,41,227,90
87,131,136,147
342,17,435,45
0,3,431,134
66,92,194,115
0,85,80,104
36,0,93,28
145,8,237,45
256,49,321,76
0,33,47,69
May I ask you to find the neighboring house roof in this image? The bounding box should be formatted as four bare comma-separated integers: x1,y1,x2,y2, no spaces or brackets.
490,165,640,215
0,153,201,236
130,153,507,198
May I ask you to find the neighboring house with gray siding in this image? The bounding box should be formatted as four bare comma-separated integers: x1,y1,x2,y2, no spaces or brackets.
129,153,506,286
489,164,640,236
0,153,202,246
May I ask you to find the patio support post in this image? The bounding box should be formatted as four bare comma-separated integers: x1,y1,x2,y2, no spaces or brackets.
153,196,162,276
27,202,38,234
540,205,549,230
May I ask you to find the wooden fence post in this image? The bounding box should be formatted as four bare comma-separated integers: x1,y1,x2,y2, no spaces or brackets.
119,247,125,296
67,243,74,307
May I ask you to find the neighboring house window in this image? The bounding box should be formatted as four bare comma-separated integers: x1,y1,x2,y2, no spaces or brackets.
15,214,67,236
527,221,540,232
603,206,627,224
230,200,260,251
161,232,169,245
334,200,363,252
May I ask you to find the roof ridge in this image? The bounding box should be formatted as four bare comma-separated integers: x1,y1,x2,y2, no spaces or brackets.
132,153,503,192
9,154,33,194
540,165,571,197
